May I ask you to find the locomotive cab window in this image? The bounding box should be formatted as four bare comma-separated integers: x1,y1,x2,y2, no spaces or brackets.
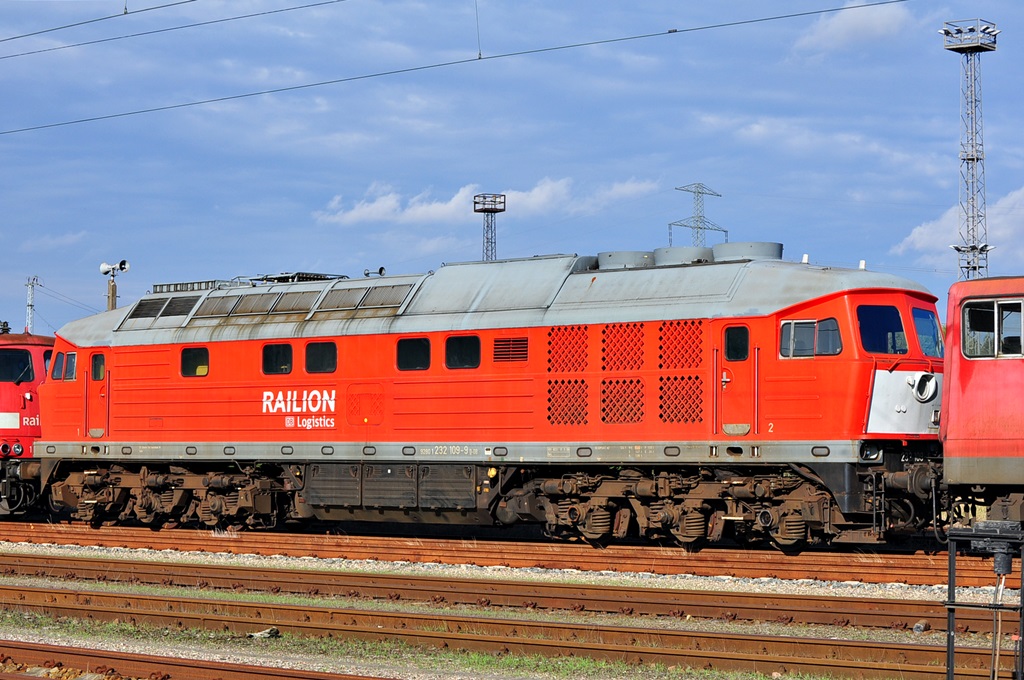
446,335,481,369
0,349,32,384
306,342,337,374
63,352,77,381
724,326,749,361
181,347,210,377
780,318,842,357
963,300,1022,358
50,352,64,381
912,308,944,358
262,344,292,375
397,337,430,371
856,305,907,355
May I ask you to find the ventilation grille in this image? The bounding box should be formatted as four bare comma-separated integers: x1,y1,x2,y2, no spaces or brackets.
232,292,279,315
161,296,200,317
127,298,168,319
659,375,704,423
494,337,528,363
602,322,644,371
194,295,240,317
547,325,588,373
547,379,589,425
273,291,320,314
601,378,645,424
659,319,704,369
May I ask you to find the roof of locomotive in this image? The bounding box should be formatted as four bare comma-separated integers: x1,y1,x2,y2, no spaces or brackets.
0,332,55,348
55,242,935,348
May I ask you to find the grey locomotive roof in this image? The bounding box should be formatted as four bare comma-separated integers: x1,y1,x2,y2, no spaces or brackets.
56,243,935,348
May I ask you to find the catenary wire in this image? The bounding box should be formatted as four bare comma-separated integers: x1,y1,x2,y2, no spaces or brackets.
0,0,197,45
0,0,911,137
0,0,351,62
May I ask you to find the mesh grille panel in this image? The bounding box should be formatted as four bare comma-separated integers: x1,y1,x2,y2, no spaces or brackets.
547,325,588,373
601,379,645,424
602,322,644,371
659,319,704,369
659,375,704,423
547,379,589,425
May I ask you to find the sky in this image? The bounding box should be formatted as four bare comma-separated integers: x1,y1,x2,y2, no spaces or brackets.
1,0,1022,333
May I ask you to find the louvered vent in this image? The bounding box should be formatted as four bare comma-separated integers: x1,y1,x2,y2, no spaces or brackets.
232,292,280,315
494,337,528,363
194,295,240,317
319,287,368,311
161,296,200,317
127,298,168,319
273,291,320,314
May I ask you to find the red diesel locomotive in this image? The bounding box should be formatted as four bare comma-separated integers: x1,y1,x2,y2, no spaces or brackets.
0,322,53,512
34,242,945,546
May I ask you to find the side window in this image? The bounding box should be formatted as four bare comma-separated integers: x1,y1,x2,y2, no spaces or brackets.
51,352,65,381
446,335,481,369
90,354,105,381
963,301,995,358
262,344,292,375
182,347,210,377
781,319,843,357
912,308,945,358
815,318,843,356
780,321,814,357
43,350,52,375
306,342,337,374
64,352,77,381
397,338,430,371
998,302,1022,356
857,305,907,355
724,326,749,361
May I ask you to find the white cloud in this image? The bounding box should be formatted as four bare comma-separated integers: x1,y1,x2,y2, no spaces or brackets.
795,2,914,53
315,177,661,227
892,186,1024,271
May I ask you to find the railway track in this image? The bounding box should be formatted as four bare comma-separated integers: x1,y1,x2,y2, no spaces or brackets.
0,638,384,680
0,523,1009,587
0,551,1008,635
0,579,1012,678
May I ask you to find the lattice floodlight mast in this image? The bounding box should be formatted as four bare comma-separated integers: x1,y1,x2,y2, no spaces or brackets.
941,19,999,280
669,183,727,247
474,193,506,261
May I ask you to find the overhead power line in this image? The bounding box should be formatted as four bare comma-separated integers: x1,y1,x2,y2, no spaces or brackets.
0,0,352,62
0,0,912,137
0,0,197,45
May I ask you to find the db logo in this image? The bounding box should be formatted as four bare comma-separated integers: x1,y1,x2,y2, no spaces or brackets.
285,416,295,428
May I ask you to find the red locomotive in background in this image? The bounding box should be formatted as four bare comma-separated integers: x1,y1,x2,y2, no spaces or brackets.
29,241,947,547
942,276,1024,526
0,322,52,512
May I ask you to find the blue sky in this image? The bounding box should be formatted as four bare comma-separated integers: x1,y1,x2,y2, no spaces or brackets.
2,0,1021,332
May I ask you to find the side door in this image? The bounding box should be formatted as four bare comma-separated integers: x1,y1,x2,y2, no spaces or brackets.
718,325,754,437
86,352,108,438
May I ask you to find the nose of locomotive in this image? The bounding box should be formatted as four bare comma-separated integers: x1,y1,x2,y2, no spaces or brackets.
866,370,942,435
